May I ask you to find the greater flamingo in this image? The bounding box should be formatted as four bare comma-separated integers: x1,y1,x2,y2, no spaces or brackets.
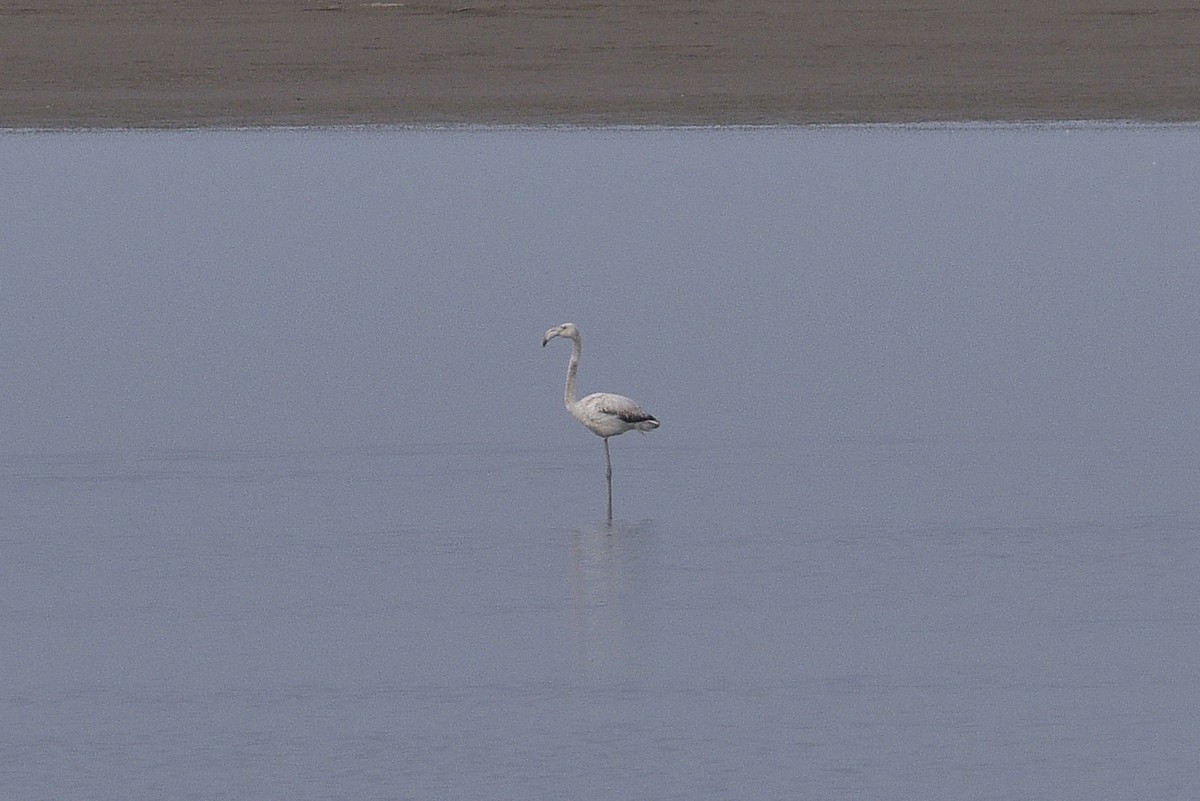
543,322,659,522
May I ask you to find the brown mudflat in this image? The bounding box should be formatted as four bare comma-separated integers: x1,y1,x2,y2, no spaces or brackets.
3,0,1198,128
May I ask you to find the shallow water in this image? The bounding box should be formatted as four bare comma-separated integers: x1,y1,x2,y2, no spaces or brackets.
2,126,1199,799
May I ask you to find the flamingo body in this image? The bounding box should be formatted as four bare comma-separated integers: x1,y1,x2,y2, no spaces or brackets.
571,391,660,438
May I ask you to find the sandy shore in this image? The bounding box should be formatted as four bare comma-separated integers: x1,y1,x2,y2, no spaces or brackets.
3,0,1198,128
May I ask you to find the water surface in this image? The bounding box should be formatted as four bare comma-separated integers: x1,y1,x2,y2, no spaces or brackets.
2,126,1199,799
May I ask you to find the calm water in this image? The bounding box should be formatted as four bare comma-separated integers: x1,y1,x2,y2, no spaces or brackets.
2,126,1199,799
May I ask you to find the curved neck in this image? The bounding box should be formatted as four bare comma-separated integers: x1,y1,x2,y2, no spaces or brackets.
564,333,582,408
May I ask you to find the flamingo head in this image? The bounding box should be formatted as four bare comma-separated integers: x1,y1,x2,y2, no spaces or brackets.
542,322,580,347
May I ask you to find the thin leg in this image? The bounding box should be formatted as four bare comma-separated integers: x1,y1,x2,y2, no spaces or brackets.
603,437,613,524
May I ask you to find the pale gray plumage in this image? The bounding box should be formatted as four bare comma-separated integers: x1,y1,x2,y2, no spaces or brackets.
543,322,658,522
